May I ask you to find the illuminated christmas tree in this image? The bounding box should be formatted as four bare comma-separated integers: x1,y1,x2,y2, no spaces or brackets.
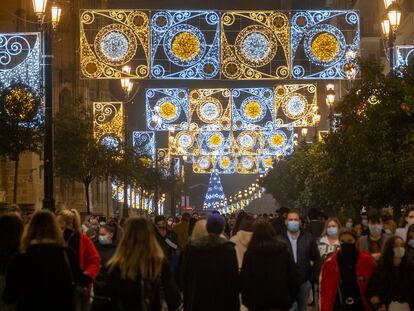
203,171,225,210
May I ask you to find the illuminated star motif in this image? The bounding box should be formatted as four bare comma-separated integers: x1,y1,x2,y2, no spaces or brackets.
100,31,129,62
200,102,220,121
241,32,270,63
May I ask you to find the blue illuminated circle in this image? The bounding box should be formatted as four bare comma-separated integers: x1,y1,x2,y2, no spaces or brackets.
238,133,255,149
100,135,120,150
176,132,193,149
242,33,270,62
284,94,307,118
100,32,129,62
198,157,210,169
199,101,221,122
240,156,254,169
235,25,277,67
164,24,206,67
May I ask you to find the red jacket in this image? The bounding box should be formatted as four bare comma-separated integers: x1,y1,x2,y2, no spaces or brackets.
319,250,376,311
79,234,100,279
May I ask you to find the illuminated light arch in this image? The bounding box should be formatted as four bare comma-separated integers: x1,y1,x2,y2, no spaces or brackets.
93,102,124,150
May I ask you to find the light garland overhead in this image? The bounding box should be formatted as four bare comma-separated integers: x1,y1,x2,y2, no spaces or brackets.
132,131,155,162
0,33,41,91
79,10,360,80
394,45,414,72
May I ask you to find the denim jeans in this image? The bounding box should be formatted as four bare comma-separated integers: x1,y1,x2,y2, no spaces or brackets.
290,281,312,311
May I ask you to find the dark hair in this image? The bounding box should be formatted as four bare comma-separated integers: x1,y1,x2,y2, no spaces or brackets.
287,209,301,218
407,224,414,241
206,215,225,235
0,214,23,274
377,236,409,295
101,224,116,235
308,208,319,220
154,215,165,224
400,206,414,227
248,220,278,249
338,228,358,241
238,214,255,232
181,213,191,222
231,211,247,235
277,206,290,215
368,210,382,223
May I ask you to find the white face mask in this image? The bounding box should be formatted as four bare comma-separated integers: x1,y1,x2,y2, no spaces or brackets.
393,247,405,259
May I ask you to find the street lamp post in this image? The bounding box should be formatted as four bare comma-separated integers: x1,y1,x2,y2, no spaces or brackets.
381,0,402,69
32,0,61,211
325,84,335,132
120,66,133,218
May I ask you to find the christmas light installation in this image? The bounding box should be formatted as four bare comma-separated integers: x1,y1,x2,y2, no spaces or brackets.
232,130,262,155
203,171,226,209
236,155,259,174
0,33,41,91
189,88,231,130
394,45,414,72
290,10,359,79
93,102,124,150
151,10,220,79
221,11,290,79
169,130,199,156
262,127,295,156
132,131,155,162
80,10,150,79
274,84,318,127
232,88,274,130
146,88,189,131
199,130,232,155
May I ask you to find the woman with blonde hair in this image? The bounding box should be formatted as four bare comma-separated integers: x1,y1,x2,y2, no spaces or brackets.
106,216,181,311
190,219,208,241
317,217,342,258
56,209,100,281
3,210,89,310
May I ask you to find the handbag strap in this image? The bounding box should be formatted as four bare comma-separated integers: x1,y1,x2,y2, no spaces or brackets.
62,248,75,286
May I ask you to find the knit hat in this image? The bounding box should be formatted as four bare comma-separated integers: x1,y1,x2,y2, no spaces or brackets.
206,214,225,235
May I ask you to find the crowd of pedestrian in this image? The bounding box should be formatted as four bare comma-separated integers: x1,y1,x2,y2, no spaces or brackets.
0,205,414,311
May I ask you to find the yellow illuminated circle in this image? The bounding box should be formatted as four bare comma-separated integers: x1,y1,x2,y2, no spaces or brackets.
171,32,200,62
263,157,273,168
271,134,285,147
159,101,177,120
4,89,34,119
209,133,223,147
220,156,231,169
311,33,339,63
244,101,262,120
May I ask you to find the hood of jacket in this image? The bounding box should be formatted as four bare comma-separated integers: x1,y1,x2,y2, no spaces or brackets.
230,230,253,248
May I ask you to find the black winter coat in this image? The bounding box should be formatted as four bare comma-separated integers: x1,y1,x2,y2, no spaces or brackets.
240,240,300,311
105,260,181,311
280,231,320,284
2,243,89,311
178,235,239,311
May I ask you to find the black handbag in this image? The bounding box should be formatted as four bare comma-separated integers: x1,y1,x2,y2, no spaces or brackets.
63,250,90,311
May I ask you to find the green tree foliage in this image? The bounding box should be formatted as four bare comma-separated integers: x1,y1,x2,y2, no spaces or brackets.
0,84,43,203
262,59,414,216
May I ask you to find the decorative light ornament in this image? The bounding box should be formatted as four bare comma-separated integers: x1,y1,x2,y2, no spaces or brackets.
171,32,201,62
32,0,47,21
159,101,178,121
100,31,129,62
271,133,285,147
311,32,339,63
208,132,224,148
285,95,307,118
199,101,220,122
381,18,391,38
241,32,271,63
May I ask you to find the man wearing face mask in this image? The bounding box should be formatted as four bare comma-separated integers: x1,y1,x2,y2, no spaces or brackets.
358,212,391,261
280,210,320,311
154,215,179,269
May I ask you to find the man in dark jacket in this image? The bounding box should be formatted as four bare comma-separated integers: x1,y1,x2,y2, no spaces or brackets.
155,215,179,267
178,214,239,311
272,206,289,236
280,210,320,311
305,208,325,241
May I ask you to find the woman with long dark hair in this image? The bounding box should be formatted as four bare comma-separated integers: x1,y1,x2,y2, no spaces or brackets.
2,210,89,310
240,220,300,311
106,216,181,311
366,236,414,310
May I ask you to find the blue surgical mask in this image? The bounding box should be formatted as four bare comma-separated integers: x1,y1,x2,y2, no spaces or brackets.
287,220,300,233
327,227,338,237
98,235,110,245
408,240,414,249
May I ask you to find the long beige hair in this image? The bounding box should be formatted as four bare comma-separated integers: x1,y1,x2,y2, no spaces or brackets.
21,210,64,252
107,216,164,280
56,209,82,234
190,219,208,241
